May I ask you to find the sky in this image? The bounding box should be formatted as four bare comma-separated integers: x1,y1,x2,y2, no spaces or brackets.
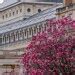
0,0,18,8
0,0,62,8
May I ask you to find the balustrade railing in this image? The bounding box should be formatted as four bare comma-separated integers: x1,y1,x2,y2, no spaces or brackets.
56,3,75,14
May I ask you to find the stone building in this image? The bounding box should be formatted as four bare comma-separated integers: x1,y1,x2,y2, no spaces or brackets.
56,0,75,19
0,0,61,26
0,0,61,75
0,0,75,74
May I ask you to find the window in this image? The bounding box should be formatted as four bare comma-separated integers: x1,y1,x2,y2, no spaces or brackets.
0,37,2,44
6,34,10,43
15,31,19,41
27,8,31,12
5,14,8,18
16,10,18,14
20,9,22,12
34,26,37,34
24,29,27,36
2,35,5,44
9,13,11,17
10,32,15,42
13,12,15,16
39,25,42,32
19,30,23,40
2,15,4,19
29,28,33,35
4,36,6,43
24,29,28,39
38,9,41,13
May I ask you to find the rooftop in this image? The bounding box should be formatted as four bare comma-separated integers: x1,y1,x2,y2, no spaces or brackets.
0,1,62,11
0,5,62,34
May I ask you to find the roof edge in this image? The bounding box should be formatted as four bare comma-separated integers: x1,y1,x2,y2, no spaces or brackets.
0,1,62,11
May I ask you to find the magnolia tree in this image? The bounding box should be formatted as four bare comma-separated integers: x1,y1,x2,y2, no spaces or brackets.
23,17,75,75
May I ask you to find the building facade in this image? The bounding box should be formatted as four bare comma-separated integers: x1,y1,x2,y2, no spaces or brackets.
0,1,61,26
56,0,75,19
0,0,75,75
0,1,61,75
